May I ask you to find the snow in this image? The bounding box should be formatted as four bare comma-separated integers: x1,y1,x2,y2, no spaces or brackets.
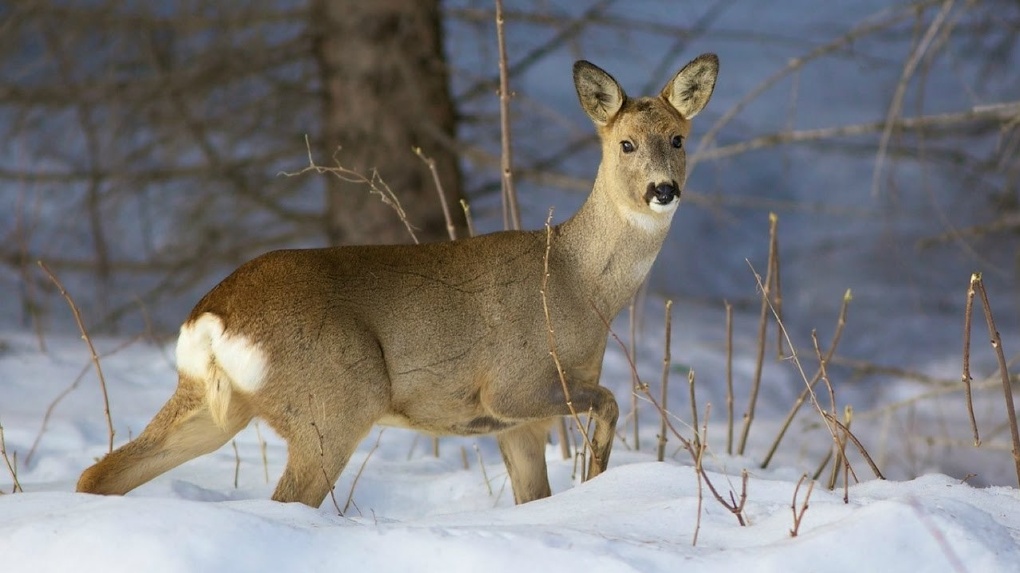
4,327,1020,573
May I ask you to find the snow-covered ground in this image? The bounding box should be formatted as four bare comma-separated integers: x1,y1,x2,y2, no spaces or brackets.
3,304,1019,572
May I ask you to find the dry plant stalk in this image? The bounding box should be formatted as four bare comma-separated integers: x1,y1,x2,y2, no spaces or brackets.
283,135,419,244
0,420,23,493
657,300,673,462
969,273,1020,487
738,213,779,455
961,275,982,446
38,260,115,453
541,209,596,474
871,0,957,198
748,262,884,483
790,474,815,537
459,199,476,238
630,298,641,451
688,369,700,452
413,146,458,241
254,422,270,484
494,0,521,230
725,301,735,455
761,289,851,469
594,307,749,527
473,443,494,496
27,335,143,466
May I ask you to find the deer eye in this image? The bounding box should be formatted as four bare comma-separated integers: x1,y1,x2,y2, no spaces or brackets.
620,140,635,153
671,135,684,148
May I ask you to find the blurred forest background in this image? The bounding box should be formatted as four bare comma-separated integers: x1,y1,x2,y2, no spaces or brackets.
0,0,1018,367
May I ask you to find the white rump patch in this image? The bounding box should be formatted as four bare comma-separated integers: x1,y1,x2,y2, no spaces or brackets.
176,312,268,394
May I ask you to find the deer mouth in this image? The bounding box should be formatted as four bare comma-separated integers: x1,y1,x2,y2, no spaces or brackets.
644,181,680,208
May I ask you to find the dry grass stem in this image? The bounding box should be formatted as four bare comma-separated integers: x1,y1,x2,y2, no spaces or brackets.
232,440,240,489
969,273,1020,487
658,300,672,462
495,0,521,230
344,429,385,515
38,260,114,453
790,474,815,537
739,213,779,455
473,443,494,496
0,420,22,493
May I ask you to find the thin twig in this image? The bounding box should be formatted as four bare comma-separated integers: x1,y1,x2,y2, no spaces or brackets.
738,213,778,455
0,419,22,493
761,289,851,469
495,0,521,230
688,369,700,453
541,209,595,471
38,260,114,453
254,422,269,484
460,199,476,238
970,273,1020,487
725,301,734,455
630,297,641,451
414,146,457,241
283,135,419,244
872,0,956,197
790,474,815,537
308,394,342,515
748,262,882,481
961,275,981,446
344,429,385,515
474,443,494,496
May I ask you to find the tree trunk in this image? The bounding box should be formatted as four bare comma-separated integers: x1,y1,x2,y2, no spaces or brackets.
312,0,464,245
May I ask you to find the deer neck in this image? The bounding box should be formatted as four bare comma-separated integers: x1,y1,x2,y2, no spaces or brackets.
554,174,673,317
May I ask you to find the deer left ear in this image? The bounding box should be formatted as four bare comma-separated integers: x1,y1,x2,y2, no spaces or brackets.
661,53,719,119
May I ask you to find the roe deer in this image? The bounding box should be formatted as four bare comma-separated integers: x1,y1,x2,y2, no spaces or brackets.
77,54,719,507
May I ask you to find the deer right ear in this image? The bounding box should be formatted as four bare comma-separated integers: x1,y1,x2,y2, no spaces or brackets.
573,60,626,126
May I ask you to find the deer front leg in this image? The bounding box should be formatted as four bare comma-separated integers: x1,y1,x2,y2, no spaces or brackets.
486,377,619,489
497,419,553,504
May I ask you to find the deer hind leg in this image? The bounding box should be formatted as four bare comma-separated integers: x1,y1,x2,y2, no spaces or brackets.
263,357,389,508
77,374,253,496
496,419,554,504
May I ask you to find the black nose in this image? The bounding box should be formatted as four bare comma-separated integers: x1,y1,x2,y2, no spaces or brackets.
647,181,679,205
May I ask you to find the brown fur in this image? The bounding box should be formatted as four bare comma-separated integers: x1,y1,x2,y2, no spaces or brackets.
77,54,719,507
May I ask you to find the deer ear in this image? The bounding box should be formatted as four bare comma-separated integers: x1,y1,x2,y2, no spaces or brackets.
573,60,626,126
661,53,719,119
